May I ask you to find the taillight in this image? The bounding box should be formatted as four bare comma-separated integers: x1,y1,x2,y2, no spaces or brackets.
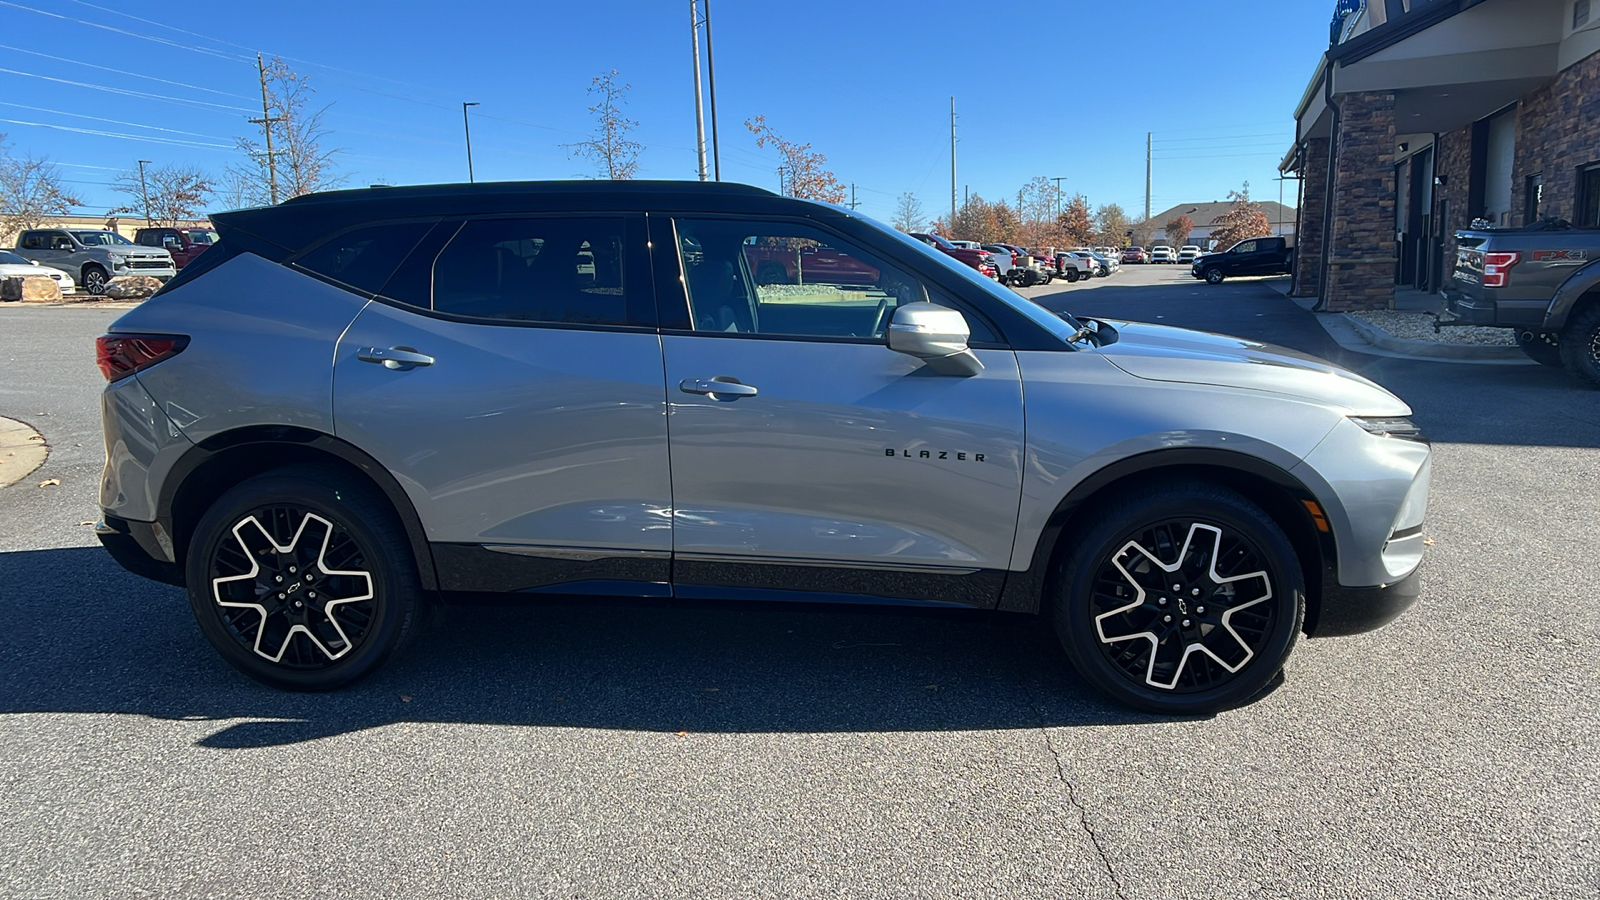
96,333,188,381
1482,251,1520,288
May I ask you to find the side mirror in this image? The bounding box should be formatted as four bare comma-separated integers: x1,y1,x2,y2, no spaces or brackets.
887,300,984,377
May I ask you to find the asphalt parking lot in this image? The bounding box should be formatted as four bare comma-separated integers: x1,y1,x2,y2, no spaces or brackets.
2,276,1597,898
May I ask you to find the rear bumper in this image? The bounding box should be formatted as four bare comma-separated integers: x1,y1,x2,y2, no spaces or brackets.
96,516,183,586
1309,567,1421,637
1444,290,1549,328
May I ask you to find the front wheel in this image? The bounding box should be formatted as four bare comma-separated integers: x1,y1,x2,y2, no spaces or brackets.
1066,269,1079,283
185,465,422,690
1049,482,1304,714
1517,330,1563,368
1559,304,1600,388
1205,267,1225,285
82,264,108,295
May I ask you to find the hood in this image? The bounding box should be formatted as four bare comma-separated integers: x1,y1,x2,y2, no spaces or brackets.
1090,321,1410,415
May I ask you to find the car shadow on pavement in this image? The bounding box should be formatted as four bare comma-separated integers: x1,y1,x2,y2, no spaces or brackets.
0,547,1163,748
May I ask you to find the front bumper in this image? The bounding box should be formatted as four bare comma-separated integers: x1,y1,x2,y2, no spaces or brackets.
1310,567,1421,637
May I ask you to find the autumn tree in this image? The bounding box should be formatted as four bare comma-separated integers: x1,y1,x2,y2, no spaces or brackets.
1094,203,1132,247
1013,176,1063,246
744,116,846,204
567,69,642,180
230,57,343,206
893,191,925,232
1164,214,1194,248
1055,194,1093,247
1209,183,1274,251
0,133,84,238
111,163,213,225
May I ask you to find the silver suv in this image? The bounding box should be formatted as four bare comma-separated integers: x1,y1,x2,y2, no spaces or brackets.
16,228,176,294
95,181,1430,714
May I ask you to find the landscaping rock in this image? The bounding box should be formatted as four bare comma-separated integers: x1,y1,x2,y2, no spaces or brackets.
101,275,163,300
17,275,64,303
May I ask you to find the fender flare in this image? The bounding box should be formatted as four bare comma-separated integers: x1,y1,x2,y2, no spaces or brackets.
157,426,439,591
1543,258,1600,331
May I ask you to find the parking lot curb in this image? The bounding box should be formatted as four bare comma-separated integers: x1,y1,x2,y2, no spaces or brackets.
1336,313,1526,362
0,416,49,490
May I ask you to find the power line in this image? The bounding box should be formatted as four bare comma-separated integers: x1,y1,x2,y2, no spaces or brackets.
1152,132,1292,145
0,1,251,64
0,116,233,149
0,101,234,142
0,67,253,113
0,44,255,102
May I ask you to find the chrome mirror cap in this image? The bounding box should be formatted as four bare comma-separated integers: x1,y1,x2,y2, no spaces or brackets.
887,302,984,377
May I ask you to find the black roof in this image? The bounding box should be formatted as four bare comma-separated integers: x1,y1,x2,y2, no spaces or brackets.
214,180,796,253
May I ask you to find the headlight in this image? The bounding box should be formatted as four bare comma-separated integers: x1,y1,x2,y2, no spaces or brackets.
1350,416,1427,442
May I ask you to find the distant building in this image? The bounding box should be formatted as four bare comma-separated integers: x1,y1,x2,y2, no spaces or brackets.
1147,201,1298,249
1282,0,1600,310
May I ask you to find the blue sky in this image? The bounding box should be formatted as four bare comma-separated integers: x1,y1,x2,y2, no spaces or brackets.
0,0,1334,225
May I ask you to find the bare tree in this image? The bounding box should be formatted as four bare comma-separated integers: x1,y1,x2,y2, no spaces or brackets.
0,133,85,239
111,163,213,226
744,116,846,204
893,191,925,232
230,57,344,206
1094,203,1132,247
566,70,642,180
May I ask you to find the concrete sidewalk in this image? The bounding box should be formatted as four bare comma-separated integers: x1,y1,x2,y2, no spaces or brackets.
1266,277,1527,364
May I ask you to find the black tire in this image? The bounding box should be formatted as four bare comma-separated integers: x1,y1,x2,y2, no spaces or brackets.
1048,481,1304,715
1516,330,1563,368
82,264,108,295
184,464,422,690
755,261,788,286
1205,267,1225,285
1066,269,1079,283
1559,304,1600,388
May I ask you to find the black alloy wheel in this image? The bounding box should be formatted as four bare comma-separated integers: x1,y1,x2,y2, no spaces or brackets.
1205,267,1225,285
185,465,422,690
82,264,108,295
1050,481,1304,714
1516,330,1563,368
1559,305,1600,388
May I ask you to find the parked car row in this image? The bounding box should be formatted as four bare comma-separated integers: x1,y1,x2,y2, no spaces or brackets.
6,226,215,295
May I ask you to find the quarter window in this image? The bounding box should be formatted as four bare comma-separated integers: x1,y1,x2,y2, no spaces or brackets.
1577,163,1600,229
295,221,432,295
431,217,629,325
675,218,995,342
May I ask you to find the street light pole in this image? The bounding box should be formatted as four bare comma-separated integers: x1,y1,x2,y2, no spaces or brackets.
462,102,480,183
136,159,152,225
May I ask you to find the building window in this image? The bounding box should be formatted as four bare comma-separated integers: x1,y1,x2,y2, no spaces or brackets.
1577,0,1591,30
1578,163,1600,229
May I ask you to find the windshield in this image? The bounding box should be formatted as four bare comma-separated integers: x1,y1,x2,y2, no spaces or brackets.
0,250,30,266
872,216,1081,344
72,231,133,246
185,230,220,244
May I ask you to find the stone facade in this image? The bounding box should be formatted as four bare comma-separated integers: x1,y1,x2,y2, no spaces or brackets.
1324,91,1398,311
1293,138,1330,298
1432,124,1474,272
1512,50,1600,228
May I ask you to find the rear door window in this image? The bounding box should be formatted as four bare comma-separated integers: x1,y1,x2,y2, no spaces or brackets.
430,217,630,326
295,222,433,295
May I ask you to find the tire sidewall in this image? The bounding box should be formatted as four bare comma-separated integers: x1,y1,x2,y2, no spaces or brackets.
184,469,417,690
1206,268,1224,284
83,265,108,295
1051,488,1305,714
1560,307,1600,387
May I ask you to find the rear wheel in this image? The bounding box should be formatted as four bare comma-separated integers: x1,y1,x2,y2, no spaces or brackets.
1049,482,1304,714
1066,269,1079,283
1205,267,1225,285
1516,330,1563,368
1559,304,1600,388
185,465,422,690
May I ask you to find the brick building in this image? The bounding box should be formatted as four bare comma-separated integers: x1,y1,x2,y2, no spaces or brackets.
1282,0,1600,310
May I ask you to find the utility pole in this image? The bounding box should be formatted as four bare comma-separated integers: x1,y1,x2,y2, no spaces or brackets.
250,53,281,205
462,102,479,182
690,1,708,181
777,165,789,195
949,97,957,229
704,0,721,181
136,159,152,225
1051,176,1067,219
1145,131,1152,223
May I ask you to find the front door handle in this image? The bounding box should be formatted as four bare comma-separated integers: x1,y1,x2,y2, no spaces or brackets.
357,347,435,369
679,377,758,399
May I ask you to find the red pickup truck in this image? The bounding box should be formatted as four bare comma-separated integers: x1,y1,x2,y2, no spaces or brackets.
744,241,880,285
908,232,997,277
134,226,219,269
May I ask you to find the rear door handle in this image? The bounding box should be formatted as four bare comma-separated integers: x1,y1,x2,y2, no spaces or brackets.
357,347,435,369
679,377,758,398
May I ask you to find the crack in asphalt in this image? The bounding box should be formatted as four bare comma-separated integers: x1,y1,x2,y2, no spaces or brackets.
1036,722,1129,900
